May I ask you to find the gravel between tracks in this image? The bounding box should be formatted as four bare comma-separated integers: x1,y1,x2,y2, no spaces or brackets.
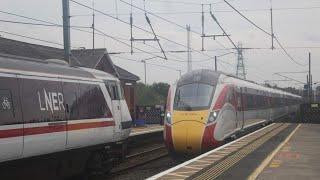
98,156,181,180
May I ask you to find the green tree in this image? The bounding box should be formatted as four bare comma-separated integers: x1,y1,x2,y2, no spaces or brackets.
135,82,170,106
151,82,170,98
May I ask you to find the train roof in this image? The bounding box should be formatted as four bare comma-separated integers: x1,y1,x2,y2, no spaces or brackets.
179,69,301,98
177,69,220,86
0,54,96,79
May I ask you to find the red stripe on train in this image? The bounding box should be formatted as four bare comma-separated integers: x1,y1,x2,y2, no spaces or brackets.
213,85,229,110
0,121,115,139
68,121,115,131
0,128,23,139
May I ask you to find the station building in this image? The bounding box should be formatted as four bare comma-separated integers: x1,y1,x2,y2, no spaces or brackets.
0,37,140,119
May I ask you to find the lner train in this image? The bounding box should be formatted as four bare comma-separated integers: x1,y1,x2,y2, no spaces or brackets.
164,69,302,154
0,55,131,178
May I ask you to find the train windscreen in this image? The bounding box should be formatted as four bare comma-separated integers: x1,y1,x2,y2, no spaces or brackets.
173,83,215,111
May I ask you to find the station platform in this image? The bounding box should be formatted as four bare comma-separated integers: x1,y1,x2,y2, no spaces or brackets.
149,123,320,180
130,124,163,137
254,123,320,180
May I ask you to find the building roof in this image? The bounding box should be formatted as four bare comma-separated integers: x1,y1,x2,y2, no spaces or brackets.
0,37,140,82
114,65,140,82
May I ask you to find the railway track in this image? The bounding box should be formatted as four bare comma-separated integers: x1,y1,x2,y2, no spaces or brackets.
111,145,168,174
90,120,290,180
106,122,276,179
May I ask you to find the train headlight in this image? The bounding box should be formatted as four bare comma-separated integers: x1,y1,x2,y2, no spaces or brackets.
166,112,172,124
208,111,219,123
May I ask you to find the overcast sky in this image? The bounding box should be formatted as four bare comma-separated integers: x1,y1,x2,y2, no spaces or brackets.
1,0,320,88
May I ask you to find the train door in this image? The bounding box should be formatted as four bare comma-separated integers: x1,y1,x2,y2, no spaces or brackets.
0,74,23,162
236,87,245,130
117,82,132,130
62,81,80,149
20,77,66,157
106,81,122,134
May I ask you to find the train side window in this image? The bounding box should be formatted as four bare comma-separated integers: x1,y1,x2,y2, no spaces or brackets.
78,84,112,119
246,94,255,110
62,82,79,120
0,90,15,124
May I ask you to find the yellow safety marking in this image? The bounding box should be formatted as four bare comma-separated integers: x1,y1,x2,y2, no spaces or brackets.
188,163,211,167
184,166,202,170
160,176,184,180
201,157,220,162
269,160,282,168
156,123,281,180
221,149,236,153
167,173,188,178
211,153,227,157
193,124,289,180
196,159,213,163
207,154,223,158
248,124,301,180
217,150,231,154
281,145,291,152
176,170,198,174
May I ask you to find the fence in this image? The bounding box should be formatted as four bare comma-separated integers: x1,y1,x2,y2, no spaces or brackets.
135,105,165,125
300,103,320,123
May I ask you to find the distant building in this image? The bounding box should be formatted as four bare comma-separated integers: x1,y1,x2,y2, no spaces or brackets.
0,37,140,118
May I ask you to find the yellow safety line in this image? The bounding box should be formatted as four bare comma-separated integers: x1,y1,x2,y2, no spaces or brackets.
189,163,211,167
167,173,188,178
196,160,213,163
154,123,280,180
176,170,198,174
184,166,202,170
248,124,302,180
194,124,289,180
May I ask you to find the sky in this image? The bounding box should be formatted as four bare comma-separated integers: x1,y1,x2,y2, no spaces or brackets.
1,0,320,88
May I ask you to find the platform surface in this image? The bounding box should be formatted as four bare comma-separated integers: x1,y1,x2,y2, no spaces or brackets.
130,124,163,137
257,124,320,180
148,123,320,179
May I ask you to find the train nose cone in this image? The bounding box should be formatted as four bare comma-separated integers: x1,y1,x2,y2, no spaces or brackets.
172,121,205,154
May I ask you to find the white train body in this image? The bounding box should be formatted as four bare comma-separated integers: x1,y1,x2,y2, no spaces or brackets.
0,55,132,177
164,70,301,154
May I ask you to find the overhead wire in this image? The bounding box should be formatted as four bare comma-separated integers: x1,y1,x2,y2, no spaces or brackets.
0,10,213,66
120,0,201,35
0,30,64,47
120,0,234,55
70,6,320,17
111,54,183,72
1,14,181,63
223,0,308,67
94,28,167,60
147,0,232,6
69,0,228,60
0,9,188,62
0,19,91,28
224,0,271,36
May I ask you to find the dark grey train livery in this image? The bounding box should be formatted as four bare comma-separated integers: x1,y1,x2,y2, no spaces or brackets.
0,55,132,178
